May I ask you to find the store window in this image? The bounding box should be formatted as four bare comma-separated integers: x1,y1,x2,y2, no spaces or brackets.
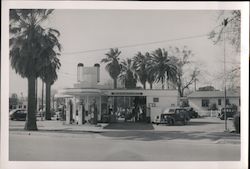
201,99,209,107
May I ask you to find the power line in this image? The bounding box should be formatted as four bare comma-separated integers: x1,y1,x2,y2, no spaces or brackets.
61,30,237,56
62,33,208,55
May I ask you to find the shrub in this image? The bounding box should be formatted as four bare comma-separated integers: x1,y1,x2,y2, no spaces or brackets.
233,113,240,133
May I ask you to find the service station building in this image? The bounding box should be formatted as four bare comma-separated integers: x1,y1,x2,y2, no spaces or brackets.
56,63,179,125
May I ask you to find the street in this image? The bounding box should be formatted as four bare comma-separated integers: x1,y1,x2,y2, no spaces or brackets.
10,132,240,161
9,117,240,161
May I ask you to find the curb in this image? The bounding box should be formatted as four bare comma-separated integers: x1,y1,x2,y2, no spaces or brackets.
9,128,104,134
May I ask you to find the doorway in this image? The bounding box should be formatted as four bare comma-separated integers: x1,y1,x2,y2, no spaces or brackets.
108,96,147,122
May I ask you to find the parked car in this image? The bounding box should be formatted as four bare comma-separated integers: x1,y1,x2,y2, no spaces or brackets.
185,107,199,118
164,108,190,125
9,109,27,121
219,107,237,120
153,108,190,125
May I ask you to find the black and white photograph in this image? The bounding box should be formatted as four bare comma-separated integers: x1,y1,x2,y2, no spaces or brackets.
1,1,249,169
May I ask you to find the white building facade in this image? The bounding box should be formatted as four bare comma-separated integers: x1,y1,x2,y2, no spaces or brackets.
188,90,240,116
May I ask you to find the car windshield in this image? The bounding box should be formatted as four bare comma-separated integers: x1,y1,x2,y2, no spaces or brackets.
9,109,22,115
9,109,16,114
168,109,175,113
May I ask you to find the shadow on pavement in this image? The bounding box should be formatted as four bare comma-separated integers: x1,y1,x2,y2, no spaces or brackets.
103,122,154,130
187,121,222,126
100,130,240,142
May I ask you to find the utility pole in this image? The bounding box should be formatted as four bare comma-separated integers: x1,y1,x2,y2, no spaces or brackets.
223,18,228,131
35,78,37,113
41,81,44,120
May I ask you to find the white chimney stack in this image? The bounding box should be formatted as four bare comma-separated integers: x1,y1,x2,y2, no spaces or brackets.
94,63,100,83
77,63,84,82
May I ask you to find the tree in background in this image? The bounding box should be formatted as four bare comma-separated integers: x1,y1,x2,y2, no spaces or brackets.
133,52,148,89
119,58,137,89
150,48,177,89
209,10,240,53
40,60,61,120
9,9,59,130
170,47,200,97
145,52,156,89
101,48,122,112
101,48,122,89
208,10,241,90
38,25,61,120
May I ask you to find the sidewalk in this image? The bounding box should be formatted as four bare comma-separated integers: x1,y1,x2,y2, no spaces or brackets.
10,120,107,133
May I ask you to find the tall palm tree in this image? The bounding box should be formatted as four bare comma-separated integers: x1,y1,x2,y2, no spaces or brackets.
40,59,61,120
39,26,61,120
145,52,155,89
101,48,122,89
119,58,137,89
133,52,148,89
150,48,177,89
9,9,58,130
101,48,121,113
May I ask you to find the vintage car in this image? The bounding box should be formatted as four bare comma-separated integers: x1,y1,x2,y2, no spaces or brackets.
163,108,190,125
185,107,199,118
153,108,190,125
9,109,27,121
219,107,237,120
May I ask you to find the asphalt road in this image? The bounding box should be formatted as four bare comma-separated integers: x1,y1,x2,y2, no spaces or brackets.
9,132,240,161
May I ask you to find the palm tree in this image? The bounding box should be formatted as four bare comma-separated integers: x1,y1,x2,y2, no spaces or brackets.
150,48,177,89
39,26,61,120
133,52,148,89
40,59,61,120
145,52,155,89
101,48,122,89
9,9,58,130
119,58,137,89
101,48,121,113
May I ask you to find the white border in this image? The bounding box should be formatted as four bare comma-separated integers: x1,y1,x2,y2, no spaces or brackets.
1,1,249,169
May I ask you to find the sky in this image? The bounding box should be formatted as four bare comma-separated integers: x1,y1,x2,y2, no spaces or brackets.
9,9,240,97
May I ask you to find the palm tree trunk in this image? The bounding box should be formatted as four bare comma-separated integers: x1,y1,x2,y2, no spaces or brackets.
45,82,51,120
113,78,118,113
35,78,37,112
150,83,153,89
161,78,164,90
114,78,117,89
41,81,44,111
143,82,146,89
25,76,38,130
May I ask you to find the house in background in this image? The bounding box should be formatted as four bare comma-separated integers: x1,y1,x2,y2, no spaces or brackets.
9,93,28,110
187,90,240,116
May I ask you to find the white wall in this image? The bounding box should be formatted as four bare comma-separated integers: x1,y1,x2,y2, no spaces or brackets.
146,90,178,122
147,96,177,109
189,97,240,116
